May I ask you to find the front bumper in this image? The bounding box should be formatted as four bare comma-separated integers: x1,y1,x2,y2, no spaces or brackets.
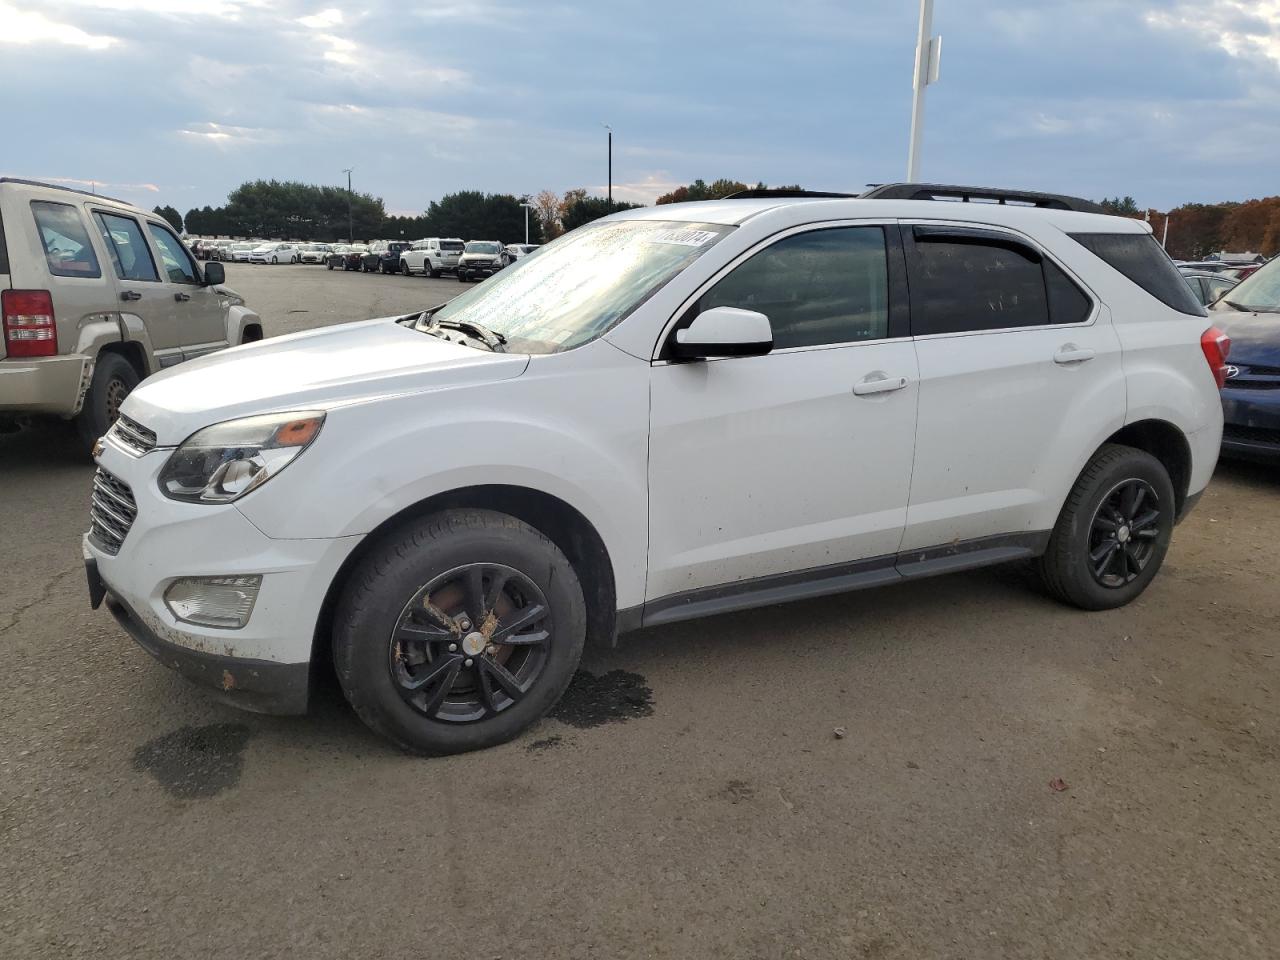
0,354,89,415
1221,388,1280,460
84,432,363,714
95,571,310,714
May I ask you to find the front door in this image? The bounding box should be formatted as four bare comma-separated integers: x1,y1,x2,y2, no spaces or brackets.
647,224,919,612
144,221,228,360
92,209,182,368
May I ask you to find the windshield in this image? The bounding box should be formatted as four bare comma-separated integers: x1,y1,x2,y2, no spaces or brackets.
465,242,503,254
423,219,731,354
1218,257,1280,312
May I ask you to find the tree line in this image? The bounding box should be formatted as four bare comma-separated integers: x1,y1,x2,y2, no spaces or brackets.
1100,196,1278,260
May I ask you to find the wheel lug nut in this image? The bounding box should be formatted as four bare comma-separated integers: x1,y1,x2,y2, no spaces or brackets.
448,643,457,652
486,644,497,655
464,658,474,667
458,618,471,631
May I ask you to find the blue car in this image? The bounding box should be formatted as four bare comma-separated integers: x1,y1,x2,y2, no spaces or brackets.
1209,258,1280,460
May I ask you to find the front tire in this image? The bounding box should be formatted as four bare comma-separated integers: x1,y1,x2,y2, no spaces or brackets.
1036,444,1176,610
402,261,412,276
75,352,139,454
334,509,587,755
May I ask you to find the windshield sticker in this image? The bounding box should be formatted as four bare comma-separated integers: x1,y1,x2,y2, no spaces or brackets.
648,229,719,247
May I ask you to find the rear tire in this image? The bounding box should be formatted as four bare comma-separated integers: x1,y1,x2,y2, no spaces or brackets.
76,353,139,454
1036,443,1176,610
428,263,439,278
333,509,587,755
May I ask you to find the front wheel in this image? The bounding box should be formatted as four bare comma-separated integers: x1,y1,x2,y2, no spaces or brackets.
402,261,412,276
1036,444,1176,610
271,256,278,264
327,261,334,270
334,509,587,755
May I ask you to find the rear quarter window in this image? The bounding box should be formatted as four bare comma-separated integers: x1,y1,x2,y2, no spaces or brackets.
1070,232,1205,316
32,200,102,278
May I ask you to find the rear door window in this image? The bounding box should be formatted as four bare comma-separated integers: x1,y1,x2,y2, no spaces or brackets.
146,222,199,283
908,229,1093,334
32,201,101,278
1070,232,1205,316
94,212,159,282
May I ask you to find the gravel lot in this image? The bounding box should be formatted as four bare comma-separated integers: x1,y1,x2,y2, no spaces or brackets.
4,263,1278,959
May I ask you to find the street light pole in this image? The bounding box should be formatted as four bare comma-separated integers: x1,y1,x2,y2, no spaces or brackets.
601,122,612,207
342,167,354,242
906,0,942,182
520,201,535,245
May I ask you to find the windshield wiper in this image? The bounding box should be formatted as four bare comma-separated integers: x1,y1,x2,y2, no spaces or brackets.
1221,300,1252,312
418,318,507,351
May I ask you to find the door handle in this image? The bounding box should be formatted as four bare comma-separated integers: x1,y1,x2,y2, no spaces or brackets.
174,292,191,302
852,374,909,396
120,290,142,301
1054,344,1095,364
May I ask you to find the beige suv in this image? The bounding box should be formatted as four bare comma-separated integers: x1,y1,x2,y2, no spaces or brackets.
0,178,262,449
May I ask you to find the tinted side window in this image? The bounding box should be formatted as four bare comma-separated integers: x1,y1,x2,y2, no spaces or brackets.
146,223,198,283
32,201,101,278
697,227,889,349
1070,232,1205,316
94,212,159,282
1045,260,1092,324
910,235,1048,334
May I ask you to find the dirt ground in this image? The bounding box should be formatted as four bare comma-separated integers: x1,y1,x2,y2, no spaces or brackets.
3,263,1278,959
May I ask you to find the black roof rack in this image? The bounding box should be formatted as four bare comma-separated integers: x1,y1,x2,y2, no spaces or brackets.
0,177,130,206
723,188,861,200
859,182,1105,214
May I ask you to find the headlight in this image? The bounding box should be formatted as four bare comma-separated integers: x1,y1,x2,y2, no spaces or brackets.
158,411,325,504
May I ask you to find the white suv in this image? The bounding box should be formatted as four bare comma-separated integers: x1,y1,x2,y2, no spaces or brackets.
400,237,465,277
83,184,1228,754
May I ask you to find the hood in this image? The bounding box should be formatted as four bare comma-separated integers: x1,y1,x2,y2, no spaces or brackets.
1209,308,1280,368
461,252,498,261
121,316,529,444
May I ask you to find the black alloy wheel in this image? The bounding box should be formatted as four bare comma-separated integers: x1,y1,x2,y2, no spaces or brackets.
1087,479,1162,588
389,563,553,722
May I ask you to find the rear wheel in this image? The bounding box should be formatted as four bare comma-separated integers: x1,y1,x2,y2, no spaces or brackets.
334,509,587,754
428,263,439,278
1036,444,1176,610
76,352,139,454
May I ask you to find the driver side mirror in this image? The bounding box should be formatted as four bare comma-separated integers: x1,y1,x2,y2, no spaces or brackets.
203,261,225,286
671,306,773,360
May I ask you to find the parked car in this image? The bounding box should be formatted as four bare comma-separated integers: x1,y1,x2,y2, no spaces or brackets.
338,244,367,271
362,240,411,274
1208,257,1280,460
1182,270,1238,307
505,243,540,261
325,244,352,270
228,242,256,262
249,242,299,264
85,182,1227,755
400,237,465,277
299,243,331,264
456,240,508,282
191,238,218,261
0,177,262,450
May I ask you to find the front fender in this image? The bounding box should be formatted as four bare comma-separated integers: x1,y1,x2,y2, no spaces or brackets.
235,345,652,607
225,304,261,344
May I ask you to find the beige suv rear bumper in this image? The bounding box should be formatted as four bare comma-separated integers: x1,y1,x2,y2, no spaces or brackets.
0,354,90,416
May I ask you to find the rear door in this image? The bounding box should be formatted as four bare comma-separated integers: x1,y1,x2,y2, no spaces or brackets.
901,222,1125,552
144,220,227,360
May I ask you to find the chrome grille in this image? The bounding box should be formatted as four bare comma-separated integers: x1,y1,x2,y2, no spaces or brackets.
111,415,157,455
89,468,137,555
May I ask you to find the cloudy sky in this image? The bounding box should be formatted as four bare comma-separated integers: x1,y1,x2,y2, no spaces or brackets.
2,0,1278,216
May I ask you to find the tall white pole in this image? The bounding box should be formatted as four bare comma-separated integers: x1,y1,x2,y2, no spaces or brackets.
1161,213,1169,248
907,0,936,182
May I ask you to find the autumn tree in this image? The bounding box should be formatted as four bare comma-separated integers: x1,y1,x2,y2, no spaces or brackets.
532,190,563,240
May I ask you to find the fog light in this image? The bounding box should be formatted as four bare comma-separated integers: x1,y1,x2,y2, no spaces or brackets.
163,575,262,629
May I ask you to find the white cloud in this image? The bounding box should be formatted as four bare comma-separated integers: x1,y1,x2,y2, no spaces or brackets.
178,122,275,146
0,3,116,49
298,8,343,29
2,174,161,193
1148,1,1280,65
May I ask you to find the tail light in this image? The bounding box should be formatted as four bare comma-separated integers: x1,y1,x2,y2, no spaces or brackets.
2,290,58,358
1201,326,1231,389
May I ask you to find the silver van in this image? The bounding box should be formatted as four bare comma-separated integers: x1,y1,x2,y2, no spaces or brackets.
0,178,262,450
